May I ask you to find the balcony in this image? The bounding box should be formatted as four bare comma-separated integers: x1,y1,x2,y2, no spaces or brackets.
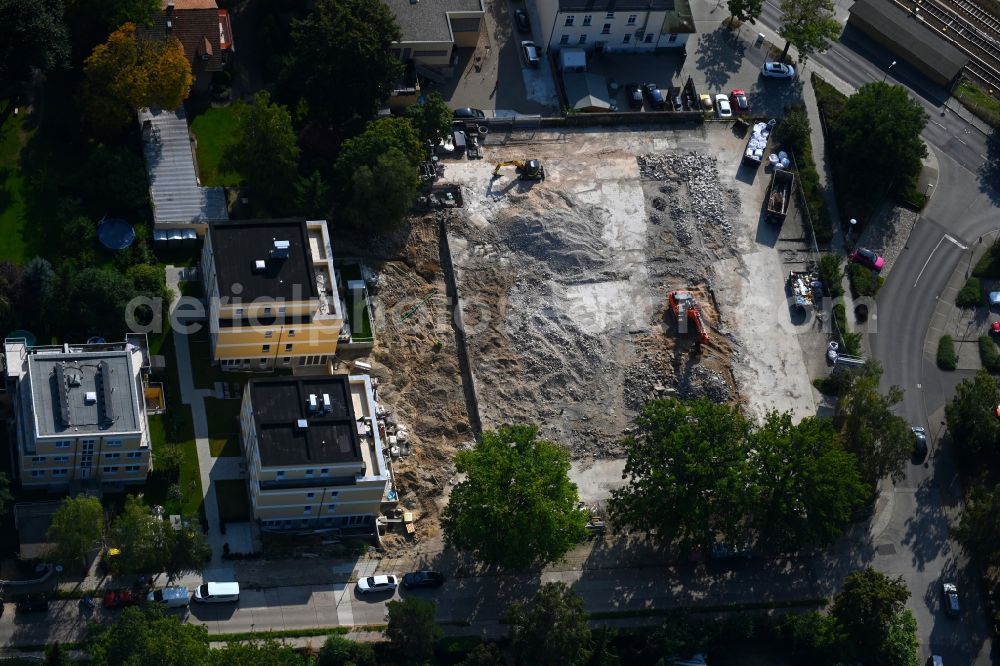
259,475,357,491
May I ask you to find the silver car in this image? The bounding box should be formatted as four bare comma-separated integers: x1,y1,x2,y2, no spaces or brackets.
761,62,795,78
356,574,398,594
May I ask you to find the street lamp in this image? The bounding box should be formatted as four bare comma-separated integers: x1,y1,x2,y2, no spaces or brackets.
849,218,858,244
882,60,897,83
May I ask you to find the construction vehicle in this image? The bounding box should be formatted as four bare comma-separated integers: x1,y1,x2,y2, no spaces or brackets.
766,168,794,223
668,290,710,345
492,159,545,181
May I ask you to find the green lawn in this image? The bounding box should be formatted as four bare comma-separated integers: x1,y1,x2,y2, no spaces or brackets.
954,80,1000,129
205,397,242,457
189,326,221,389
339,264,374,341
215,479,251,523
0,111,32,263
190,106,242,187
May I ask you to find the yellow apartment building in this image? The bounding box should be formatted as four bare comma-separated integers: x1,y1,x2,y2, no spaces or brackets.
4,339,151,490
201,219,345,371
240,374,390,532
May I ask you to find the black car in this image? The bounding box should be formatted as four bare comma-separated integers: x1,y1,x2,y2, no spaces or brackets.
941,582,960,617
453,107,486,119
912,426,928,462
402,571,446,589
514,8,530,33
625,83,643,110
16,594,49,613
643,83,664,109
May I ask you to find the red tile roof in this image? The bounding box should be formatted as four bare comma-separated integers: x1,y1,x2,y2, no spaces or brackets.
141,0,223,75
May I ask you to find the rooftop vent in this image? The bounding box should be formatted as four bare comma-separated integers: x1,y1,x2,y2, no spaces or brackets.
296,419,309,430
253,259,266,272
84,392,97,404
322,393,332,413
166,19,173,30
271,239,290,259
66,370,82,387
307,394,318,413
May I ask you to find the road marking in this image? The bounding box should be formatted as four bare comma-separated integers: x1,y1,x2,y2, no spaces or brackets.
956,137,968,146
832,50,851,62
945,234,968,249
915,235,966,287
932,121,946,128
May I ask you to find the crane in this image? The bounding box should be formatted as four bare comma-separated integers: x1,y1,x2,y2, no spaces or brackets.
668,290,710,345
492,159,545,181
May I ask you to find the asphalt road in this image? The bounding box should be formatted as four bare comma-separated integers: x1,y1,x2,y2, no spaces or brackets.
753,2,999,662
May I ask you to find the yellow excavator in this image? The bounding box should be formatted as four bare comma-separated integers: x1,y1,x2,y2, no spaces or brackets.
492,159,545,181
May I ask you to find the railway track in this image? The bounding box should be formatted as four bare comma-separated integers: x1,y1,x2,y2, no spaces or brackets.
910,0,1000,92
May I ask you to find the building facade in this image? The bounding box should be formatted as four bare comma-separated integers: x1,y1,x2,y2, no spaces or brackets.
535,0,694,54
4,340,151,490
201,219,346,371
240,374,389,532
384,0,485,80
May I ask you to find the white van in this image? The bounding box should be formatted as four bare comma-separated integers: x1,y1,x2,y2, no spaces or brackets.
147,587,189,608
192,582,240,603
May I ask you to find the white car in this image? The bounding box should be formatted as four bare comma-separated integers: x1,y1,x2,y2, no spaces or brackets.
761,62,796,79
714,94,732,118
147,587,189,608
521,41,540,67
356,575,398,594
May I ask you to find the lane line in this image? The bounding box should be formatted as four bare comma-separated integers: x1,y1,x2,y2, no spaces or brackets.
915,235,965,287
832,49,851,62
945,234,968,249
957,137,969,146
932,121,946,128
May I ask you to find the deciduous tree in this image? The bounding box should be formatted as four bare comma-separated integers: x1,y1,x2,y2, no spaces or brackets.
294,170,331,219
224,91,300,216
318,635,376,666
210,638,310,665
442,425,589,569
406,92,454,144
778,0,841,61
831,568,910,659
108,495,169,574
88,605,211,666
727,0,764,25
953,482,1000,566
48,494,105,568
83,23,192,132
946,369,1000,463
283,0,404,127
0,0,69,99
504,583,592,666
20,257,57,331
164,522,212,582
386,597,442,663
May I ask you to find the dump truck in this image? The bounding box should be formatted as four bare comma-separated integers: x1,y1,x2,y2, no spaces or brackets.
766,168,794,223
742,119,773,168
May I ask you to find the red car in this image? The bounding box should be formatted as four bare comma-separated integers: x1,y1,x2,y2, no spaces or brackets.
849,247,885,272
102,589,135,609
729,89,750,115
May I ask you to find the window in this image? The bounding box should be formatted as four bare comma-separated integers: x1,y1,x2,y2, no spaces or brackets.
668,33,678,43
105,453,121,460
288,329,296,337
55,440,71,449
278,307,287,316
31,456,45,464
606,11,615,17
81,439,96,446
564,15,575,26
303,506,312,514
306,469,314,477
105,439,122,447
644,32,653,43
602,23,611,34
307,492,315,499
578,34,587,44
54,456,69,463
30,470,45,478
262,344,270,352
264,306,272,315
276,471,285,480
264,330,273,338
125,465,141,472
283,357,291,365
320,468,329,477
627,14,637,24
235,307,245,317
560,34,569,44
285,344,293,352
127,451,143,459
623,34,631,43
52,469,68,477
259,358,268,367
103,466,119,474
582,14,592,25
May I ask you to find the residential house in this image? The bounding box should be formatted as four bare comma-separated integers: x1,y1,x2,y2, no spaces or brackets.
383,0,485,80
201,219,368,371
4,339,152,490
535,0,695,53
142,0,235,88
240,374,390,532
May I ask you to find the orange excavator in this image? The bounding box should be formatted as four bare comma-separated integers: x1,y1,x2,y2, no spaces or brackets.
668,290,710,345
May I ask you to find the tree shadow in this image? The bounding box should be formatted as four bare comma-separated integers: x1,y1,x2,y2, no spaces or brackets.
979,126,1000,207
695,27,746,91
899,448,962,572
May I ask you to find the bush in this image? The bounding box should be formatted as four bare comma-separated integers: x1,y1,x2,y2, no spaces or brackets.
833,303,848,335
847,263,882,298
778,105,833,246
937,335,958,371
957,277,983,308
841,331,863,356
818,254,844,297
973,240,1000,279
980,336,1000,373
814,373,851,396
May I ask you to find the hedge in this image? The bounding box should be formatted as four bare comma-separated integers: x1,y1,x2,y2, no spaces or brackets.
980,335,1000,373
848,263,883,298
937,335,957,371
957,277,984,309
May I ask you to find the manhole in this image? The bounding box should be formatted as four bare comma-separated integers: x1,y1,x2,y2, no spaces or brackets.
876,543,897,556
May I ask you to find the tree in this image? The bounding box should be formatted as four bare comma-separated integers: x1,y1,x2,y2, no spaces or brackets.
385,597,442,663
66,0,158,35
211,638,310,666
294,171,331,218
108,495,170,574
831,568,910,659
781,612,847,664
835,83,928,203
405,92,453,145
45,641,72,666
953,482,1000,566
834,362,913,485
458,643,505,666
88,605,211,666
48,494,105,568
611,399,753,552
284,0,404,126
0,261,23,333
0,0,69,99
163,523,212,582
224,91,300,215
0,472,11,519
727,0,764,25
83,23,192,132
778,0,841,61
318,635,376,666
749,412,866,549
441,425,589,569
946,370,1000,463
879,609,919,666
773,106,811,156
66,266,138,339
504,583,592,666
20,257,57,331
339,149,419,232
336,116,424,172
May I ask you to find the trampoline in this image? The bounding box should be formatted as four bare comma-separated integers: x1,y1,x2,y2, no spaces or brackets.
97,218,136,250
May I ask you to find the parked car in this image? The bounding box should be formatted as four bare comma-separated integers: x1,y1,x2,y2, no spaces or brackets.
912,426,928,461
193,582,240,603
729,89,750,115
699,93,713,111
989,291,1000,306
16,594,49,613
453,107,486,119
357,575,398,594
147,586,190,608
941,582,960,617
514,8,530,32
521,40,540,67
643,83,665,109
849,247,885,272
402,571,446,589
714,94,732,118
625,82,643,109
102,588,136,609
761,62,795,78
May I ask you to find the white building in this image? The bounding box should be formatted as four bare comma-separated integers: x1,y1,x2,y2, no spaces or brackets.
535,0,694,53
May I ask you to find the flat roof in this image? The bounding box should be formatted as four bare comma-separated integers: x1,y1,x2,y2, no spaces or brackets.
27,351,141,436
383,0,483,43
848,0,969,83
249,376,362,468
209,220,319,303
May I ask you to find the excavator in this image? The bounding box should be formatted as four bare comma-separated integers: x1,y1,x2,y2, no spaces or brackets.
492,159,545,181
668,290,710,345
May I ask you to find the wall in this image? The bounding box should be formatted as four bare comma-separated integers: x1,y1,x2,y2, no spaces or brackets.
546,9,667,52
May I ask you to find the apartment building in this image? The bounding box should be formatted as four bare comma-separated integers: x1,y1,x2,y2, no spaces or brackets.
4,339,151,490
201,219,346,371
240,374,390,532
535,0,694,53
